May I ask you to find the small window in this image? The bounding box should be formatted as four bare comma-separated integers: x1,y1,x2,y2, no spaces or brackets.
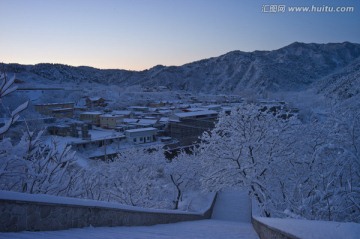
133,138,136,142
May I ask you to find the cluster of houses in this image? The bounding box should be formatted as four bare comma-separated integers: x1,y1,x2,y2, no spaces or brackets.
31,94,299,160
33,95,241,159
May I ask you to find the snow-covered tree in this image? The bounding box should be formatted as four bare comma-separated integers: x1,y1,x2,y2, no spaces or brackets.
199,105,298,216
0,130,79,196
73,146,174,209
0,73,28,136
0,72,79,197
197,103,360,222
288,109,360,222
165,151,202,209
108,147,172,208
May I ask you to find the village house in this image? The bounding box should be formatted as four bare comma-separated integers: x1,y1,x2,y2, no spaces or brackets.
169,110,218,146
86,97,107,108
51,107,74,118
136,118,158,128
48,122,91,139
111,110,132,117
34,102,75,118
182,107,208,113
79,111,102,126
128,106,149,112
148,101,166,108
125,127,157,144
122,118,139,125
47,125,70,137
204,104,222,111
69,131,125,153
99,114,123,129
158,108,173,116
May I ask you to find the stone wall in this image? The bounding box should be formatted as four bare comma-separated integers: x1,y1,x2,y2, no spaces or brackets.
252,217,299,239
0,191,217,232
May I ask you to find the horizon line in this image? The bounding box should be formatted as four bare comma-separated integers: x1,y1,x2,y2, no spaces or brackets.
3,41,358,72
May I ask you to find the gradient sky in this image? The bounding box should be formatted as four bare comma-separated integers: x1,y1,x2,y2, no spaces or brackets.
1,0,359,71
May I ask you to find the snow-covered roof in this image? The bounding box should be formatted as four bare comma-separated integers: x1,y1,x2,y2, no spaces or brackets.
128,106,149,110
53,125,70,128
34,102,74,106
158,107,170,110
178,104,190,109
205,104,222,109
159,117,169,122
144,116,157,119
81,111,103,115
185,107,208,112
51,108,74,112
160,136,172,140
173,110,218,118
100,114,122,118
123,118,139,124
125,127,157,133
112,110,131,115
138,119,157,125
158,110,172,114
221,106,232,111
133,112,145,116
88,97,103,101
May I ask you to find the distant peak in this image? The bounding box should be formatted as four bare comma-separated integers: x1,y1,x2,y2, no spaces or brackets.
151,64,166,69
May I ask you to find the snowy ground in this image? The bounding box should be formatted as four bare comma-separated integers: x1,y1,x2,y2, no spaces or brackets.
212,191,251,222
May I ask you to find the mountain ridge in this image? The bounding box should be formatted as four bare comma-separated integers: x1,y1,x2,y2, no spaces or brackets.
4,42,360,95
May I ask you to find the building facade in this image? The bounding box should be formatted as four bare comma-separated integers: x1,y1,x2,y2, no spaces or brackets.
34,102,75,118
169,110,218,147
99,114,123,129
79,112,102,126
125,127,157,144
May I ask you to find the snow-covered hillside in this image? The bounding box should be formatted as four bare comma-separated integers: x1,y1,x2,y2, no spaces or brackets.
5,42,360,95
315,56,360,100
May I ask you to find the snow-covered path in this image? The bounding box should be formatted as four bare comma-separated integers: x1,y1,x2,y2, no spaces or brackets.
211,191,251,222
0,191,259,239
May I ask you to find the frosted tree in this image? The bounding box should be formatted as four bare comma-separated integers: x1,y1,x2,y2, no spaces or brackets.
198,103,360,222
108,147,169,208
72,146,206,210
0,71,79,197
164,151,202,209
0,130,79,196
75,146,174,209
289,109,360,222
0,73,28,136
199,104,298,216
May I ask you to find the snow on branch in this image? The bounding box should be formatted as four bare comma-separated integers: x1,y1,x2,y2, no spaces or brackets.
0,73,29,136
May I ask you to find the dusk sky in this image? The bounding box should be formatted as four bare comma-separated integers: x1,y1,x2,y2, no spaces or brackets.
1,0,359,71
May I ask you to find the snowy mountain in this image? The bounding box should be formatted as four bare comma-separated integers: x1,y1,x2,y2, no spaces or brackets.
4,42,360,95
314,56,360,100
